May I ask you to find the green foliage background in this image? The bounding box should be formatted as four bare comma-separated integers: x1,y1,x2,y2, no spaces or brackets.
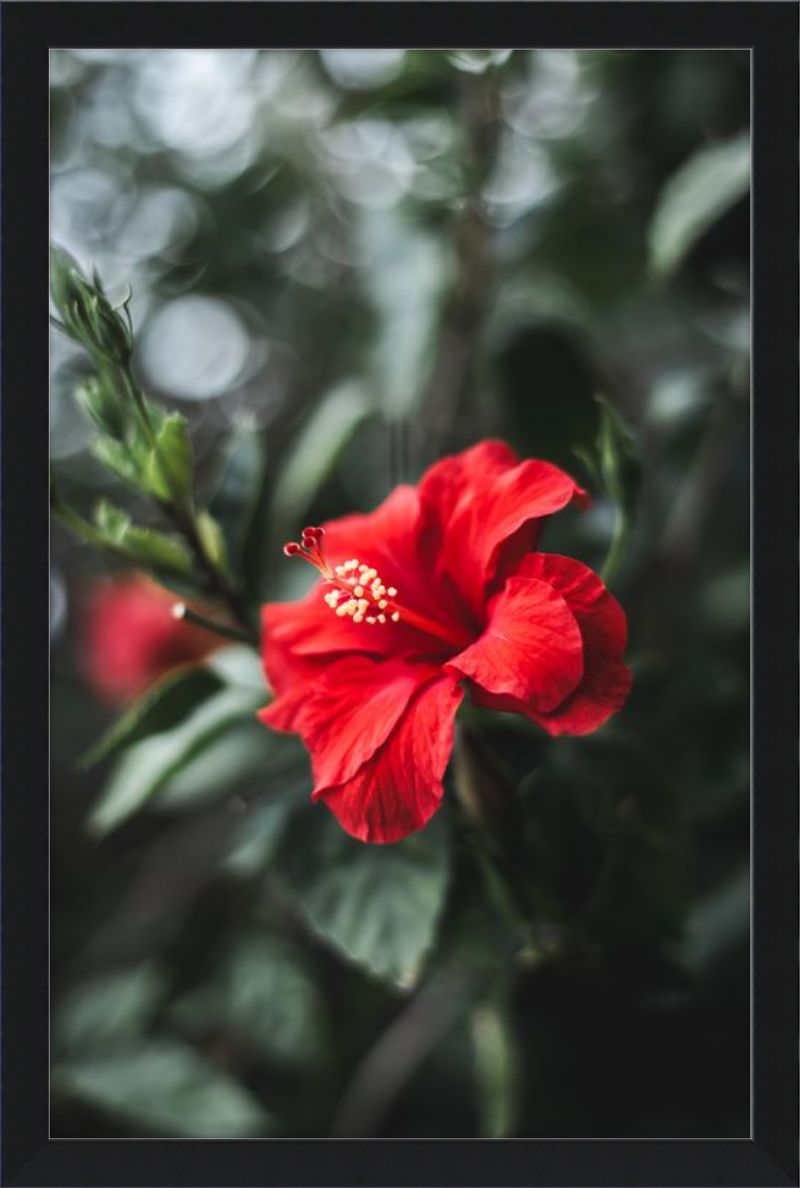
50,49,750,1139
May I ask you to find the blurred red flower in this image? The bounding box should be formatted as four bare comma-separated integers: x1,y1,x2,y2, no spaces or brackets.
260,441,632,844
81,574,217,705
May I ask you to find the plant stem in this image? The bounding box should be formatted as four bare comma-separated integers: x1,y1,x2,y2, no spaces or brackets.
170,507,259,647
120,362,259,646
170,602,254,646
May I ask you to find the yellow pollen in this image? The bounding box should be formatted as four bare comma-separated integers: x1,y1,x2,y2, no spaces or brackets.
318,555,403,631
286,531,470,649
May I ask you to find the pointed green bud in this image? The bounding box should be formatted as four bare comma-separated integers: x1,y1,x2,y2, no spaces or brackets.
49,242,133,366
49,244,87,322
595,395,641,515
196,510,230,575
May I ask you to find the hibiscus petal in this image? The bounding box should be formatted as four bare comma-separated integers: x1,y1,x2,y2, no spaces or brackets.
447,576,584,710
471,554,631,735
261,655,441,790
418,440,588,617
314,673,465,844
321,483,421,578
323,483,473,643
262,596,389,695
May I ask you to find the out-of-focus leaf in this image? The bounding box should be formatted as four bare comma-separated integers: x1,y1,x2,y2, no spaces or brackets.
171,933,326,1068
81,667,225,769
271,381,372,529
51,1041,274,1137
220,733,311,876
700,561,750,636
88,685,266,836
144,413,194,506
222,788,305,878
206,417,267,579
673,865,749,977
115,524,192,573
155,720,270,811
470,994,519,1138
54,963,167,1056
648,133,750,278
274,805,451,987
206,643,268,691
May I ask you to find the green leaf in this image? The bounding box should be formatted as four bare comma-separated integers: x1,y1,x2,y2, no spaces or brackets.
81,666,225,769
92,436,146,487
206,419,268,577
171,933,326,1068
155,720,272,812
648,133,750,278
274,804,452,987
88,685,266,836
92,498,194,576
54,963,167,1056
52,1041,274,1137
222,785,306,878
270,381,372,529
120,526,194,574
93,497,131,540
145,413,194,505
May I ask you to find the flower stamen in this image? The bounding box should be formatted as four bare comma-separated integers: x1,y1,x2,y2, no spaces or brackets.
282,527,468,648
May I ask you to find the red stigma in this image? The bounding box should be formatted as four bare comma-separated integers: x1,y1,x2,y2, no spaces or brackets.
283,542,303,557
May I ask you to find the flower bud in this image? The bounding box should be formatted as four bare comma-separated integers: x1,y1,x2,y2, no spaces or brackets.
50,242,133,366
49,243,87,319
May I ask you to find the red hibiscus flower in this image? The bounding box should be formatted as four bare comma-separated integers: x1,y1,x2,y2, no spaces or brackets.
259,441,632,844
81,573,218,705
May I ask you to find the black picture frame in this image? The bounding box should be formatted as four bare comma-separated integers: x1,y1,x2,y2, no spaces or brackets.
3,3,797,1185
